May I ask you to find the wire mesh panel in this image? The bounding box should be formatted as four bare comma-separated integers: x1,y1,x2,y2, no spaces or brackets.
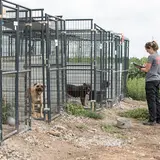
29,9,47,120
0,0,31,142
65,20,130,109
65,19,93,107
45,14,66,122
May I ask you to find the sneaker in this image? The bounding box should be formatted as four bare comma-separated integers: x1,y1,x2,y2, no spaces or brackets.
143,121,156,126
156,119,160,124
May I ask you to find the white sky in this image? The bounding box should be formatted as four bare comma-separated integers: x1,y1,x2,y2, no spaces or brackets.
10,0,160,58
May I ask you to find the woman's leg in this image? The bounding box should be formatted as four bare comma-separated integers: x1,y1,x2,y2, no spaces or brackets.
145,81,157,122
156,81,160,123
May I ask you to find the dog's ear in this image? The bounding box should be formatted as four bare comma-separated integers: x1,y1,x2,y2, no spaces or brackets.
33,83,37,86
83,83,87,86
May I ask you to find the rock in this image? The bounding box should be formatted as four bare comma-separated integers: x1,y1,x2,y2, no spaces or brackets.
47,131,61,137
7,117,15,126
116,117,132,129
53,125,66,131
44,144,49,148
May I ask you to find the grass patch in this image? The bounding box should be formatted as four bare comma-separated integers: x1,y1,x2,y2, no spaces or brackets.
101,124,120,134
66,103,104,120
119,108,149,120
101,124,128,140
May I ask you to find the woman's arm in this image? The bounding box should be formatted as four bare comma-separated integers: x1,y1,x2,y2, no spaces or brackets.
140,63,151,72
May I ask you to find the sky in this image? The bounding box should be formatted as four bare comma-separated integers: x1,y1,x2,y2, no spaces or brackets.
9,0,160,58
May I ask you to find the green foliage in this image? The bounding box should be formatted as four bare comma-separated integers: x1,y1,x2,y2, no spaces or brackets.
66,103,104,120
128,57,147,79
127,77,146,100
119,108,149,121
68,57,92,63
2,100,14,124
101,124,120,134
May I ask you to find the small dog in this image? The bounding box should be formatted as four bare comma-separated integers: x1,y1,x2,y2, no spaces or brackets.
28,83,45,118
89,80,110,103
66,83,91,106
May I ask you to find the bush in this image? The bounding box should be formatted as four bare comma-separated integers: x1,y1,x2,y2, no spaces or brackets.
119,108,149,120
2,101,14,124
66,103,104,120
128,57,147,79
127,77,146,101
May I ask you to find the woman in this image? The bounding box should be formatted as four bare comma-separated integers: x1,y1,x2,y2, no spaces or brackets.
139,41,160,125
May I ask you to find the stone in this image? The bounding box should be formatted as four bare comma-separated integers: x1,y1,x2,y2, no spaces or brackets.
116,117,132,129
47,131,61,137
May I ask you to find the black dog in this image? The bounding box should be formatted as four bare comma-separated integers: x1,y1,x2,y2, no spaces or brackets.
66,83,91,106
89,80,110,103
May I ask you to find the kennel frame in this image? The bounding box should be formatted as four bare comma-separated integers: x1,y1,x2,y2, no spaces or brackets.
65,19,129,109
0,0,32,143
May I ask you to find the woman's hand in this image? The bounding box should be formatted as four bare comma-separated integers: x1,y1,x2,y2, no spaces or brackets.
140,63,151,72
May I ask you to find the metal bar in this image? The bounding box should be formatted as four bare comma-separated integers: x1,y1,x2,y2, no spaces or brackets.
90,19,93,98
50,67,66,71
2,0,31,10
15,5,20,132
2,130,18,141
3,4,16,10
28,9,32,128
24,11,28,126
41,10,46,122
45,13,51,122
46,14,65,21
115,37,118,98
31,8,44,11
55,20,60,114
108,32,111,99
67,64,91,67
66,29,92,32
66,18,93,21
0,0,2,140
110,33,114,99
93,23,97,104
2,70,30,75
100,30,103,106
63,21,67,104
60,20,64,104
6,9,29,12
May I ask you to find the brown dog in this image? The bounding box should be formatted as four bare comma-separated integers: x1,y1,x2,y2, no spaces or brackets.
29,83,45,118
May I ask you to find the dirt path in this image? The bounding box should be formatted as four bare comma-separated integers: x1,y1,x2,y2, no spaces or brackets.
1,98,160,160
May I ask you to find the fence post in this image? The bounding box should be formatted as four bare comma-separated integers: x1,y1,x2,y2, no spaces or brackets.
55,20,60,113
15,6,20,132
0,0,3,143
28,9,32,128
45,14,51,122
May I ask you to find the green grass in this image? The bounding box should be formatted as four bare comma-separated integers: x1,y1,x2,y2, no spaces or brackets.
119,108,149,121
101,123,128,140
101,124,120,134
66,103,104,120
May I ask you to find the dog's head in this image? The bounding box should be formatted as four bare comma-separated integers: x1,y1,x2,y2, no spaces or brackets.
82,83,91,95
33,83,45,95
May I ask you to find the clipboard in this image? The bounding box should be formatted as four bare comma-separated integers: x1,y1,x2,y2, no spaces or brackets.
133,62,145,68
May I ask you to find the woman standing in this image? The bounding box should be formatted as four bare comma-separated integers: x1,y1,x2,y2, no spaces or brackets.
140,41,160,125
